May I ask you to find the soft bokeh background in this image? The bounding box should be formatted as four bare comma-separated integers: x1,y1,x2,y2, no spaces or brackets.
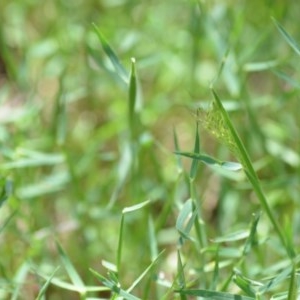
0,0,299,299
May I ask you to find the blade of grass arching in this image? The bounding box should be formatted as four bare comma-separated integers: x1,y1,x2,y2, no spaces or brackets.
211,89,288,255
56,241,86,294
175,288,255,299
272,18,300,56
127,250,165,293
92,23,128,82
35,266,60,300
38,272,109,293
117,200,151,274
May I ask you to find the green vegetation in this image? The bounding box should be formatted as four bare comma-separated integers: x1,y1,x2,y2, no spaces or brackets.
0,1,299,299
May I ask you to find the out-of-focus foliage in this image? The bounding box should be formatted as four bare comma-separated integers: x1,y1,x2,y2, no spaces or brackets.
0,0,299,299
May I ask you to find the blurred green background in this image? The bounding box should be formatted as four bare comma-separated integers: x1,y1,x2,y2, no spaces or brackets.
0,0,299,299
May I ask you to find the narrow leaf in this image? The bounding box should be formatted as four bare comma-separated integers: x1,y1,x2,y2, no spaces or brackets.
212,230,249,243
176,250,186,290
273,18,300,56
176,199,197,243
189,122,200,180
287,264,297,300
175,151,242,171
0,210,17,234
233,271,258,297
210,248,219,290
56,241,85,290
0,178,13,208
148,215,158,261
122,199,151,214
90,269,141,300
36,267,60,300
127,250,165,293
129,57,137,133
243,212,260,255
92,23,128,82
173,127,183,171
117,214,125,274
259,265,292,293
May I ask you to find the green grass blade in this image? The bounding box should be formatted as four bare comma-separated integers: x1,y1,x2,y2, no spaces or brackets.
176,199,197,244
211,89,288,255
173,126,183,171
272,18,300,56
11,262,30,300
175,288,255,299
189,121,200,180
92,23,128,82
128,57,137,136
175,151,242,171
35,266,60,300
56,241,86,292
37,274,107,292
212,230,249,243
122,199,151,214
117,200,151,274
0,210,17,234
233,271,258,297
148,215,158,261
210,247,219,290
176,251,187,298
52,76,67,146
259,265,292,294
273,70,300,89
287,264,297,300
117,214,125,275
0,178,12,208
2,149,65,169
127,250,165,293
90,269,141,300
242,212,260,256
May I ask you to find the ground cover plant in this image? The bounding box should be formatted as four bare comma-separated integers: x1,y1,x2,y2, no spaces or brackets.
0,0,299,299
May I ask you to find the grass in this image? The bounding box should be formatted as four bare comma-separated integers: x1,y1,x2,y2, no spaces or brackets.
0,1,300,299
